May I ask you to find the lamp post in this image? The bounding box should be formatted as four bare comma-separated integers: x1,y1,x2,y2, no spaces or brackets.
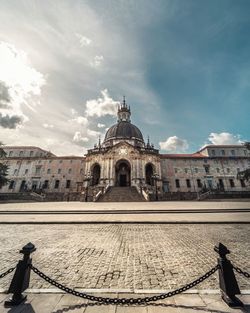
151,173,160,201
84,172,92,202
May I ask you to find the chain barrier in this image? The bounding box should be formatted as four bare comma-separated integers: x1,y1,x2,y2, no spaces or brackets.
0,267,16,279
30,264,219,305
232,264,250,279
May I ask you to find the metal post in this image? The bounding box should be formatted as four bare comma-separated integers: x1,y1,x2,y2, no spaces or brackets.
214,243,243,307
5,242,36,307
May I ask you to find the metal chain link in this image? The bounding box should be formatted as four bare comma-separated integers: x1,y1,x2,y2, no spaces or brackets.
30,264,219,305
232,264,250,278
0,267,16,279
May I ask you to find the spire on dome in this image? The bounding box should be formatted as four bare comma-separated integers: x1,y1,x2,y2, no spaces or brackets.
117,95,131,122
122,95,126,108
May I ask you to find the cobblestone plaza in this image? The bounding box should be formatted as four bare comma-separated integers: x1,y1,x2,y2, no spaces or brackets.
0,224,249,291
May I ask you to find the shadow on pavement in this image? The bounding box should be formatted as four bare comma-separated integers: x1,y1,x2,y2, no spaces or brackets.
52,302,250,313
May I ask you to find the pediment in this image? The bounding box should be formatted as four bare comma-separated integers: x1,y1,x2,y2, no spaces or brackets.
109,141,140,156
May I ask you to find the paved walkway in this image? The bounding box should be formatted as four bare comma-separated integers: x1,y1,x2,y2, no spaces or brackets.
0,224,249,291
0,201,250,223
1,293,250,313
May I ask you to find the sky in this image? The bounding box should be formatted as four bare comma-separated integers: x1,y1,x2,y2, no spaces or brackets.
0,0,249,155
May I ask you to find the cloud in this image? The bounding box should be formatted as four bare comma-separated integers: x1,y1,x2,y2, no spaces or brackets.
43,123,54,129
208,132,242,145
159,136,189,152
0,113,22,128
97,123,105,128
0,41,45,123
85,89,119,117
90,55,104,67
87,129,101,137
73,131,89,143
0,81,11,109
75,33,92,47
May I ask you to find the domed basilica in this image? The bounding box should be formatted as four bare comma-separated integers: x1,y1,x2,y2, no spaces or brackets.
85,98,161,193
1,97,249,201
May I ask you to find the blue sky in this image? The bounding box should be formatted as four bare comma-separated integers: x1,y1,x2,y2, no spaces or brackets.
0,0,249,155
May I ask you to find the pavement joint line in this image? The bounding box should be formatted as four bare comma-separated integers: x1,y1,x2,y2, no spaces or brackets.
0,289,250,294
0,221,250,224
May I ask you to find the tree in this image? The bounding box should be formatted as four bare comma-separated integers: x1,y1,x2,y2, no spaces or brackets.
237,142,250,182
0,142,9,188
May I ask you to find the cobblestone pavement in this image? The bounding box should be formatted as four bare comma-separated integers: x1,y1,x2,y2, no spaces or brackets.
0,224,249,290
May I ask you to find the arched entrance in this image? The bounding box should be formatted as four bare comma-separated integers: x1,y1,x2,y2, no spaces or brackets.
145,163,154,185
115,159,131,187
91,163,101,186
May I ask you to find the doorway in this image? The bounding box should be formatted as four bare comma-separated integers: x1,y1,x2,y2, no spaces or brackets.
115,160,131,187
145,163,154,185
92,163,101,186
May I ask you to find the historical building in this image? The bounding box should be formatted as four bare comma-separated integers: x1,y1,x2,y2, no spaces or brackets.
1,99,249,201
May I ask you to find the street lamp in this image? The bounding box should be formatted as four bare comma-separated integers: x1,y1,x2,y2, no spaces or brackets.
83,172,93,202
151,173,160,201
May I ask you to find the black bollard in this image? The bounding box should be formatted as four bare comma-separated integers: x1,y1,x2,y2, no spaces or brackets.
214,243,243,308
4,242,36,307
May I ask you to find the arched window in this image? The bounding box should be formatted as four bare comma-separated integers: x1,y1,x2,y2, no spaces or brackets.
145,163,154,185
92,163,101,186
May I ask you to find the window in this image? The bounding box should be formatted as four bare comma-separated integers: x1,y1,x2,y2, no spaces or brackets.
35,166,41,175
195,168,198,173
218,179,224,189
204,159,208,163
227,168,230,174
211,150,215,156
216,168,220,173
43,180,49,189
240,179,246,188
229,179,235,188
204,165,210,174
54,180,60,189
59,160,63,163
197,179,202,188
175,179,180,188
25,169,28,175
237,168,240,173
19,151,24,157
231,150,235,156
68,168,72,174
66,180,71,188
58,168,61,174
244,150,247,156
9,180,15,189
9,151,13,157
186,179,191,188
221,150,225,156
47,169,51,174
49,160,52,163
30,151,34,157
174,168,178,174
185,168,188,174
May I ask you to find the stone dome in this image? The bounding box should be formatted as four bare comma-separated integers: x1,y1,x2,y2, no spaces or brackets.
104,121,144,143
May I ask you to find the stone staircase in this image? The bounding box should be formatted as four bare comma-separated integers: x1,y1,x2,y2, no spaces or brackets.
98,186,146,202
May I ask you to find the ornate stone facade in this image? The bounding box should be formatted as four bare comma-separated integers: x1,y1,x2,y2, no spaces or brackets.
0,100,249,200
